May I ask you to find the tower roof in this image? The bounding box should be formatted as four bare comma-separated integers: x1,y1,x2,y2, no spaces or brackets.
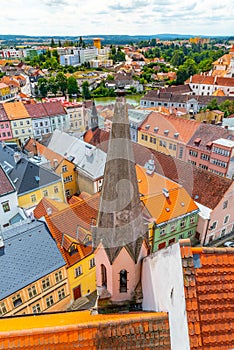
93,96,145,263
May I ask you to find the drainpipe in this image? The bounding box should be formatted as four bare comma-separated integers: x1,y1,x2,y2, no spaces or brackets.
202,218,210,246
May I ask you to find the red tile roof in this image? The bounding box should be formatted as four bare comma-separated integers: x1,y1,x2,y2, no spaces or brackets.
45,193,100,266
139,111,200,143
180,240,234,350
93,132,232,210
186,74,234,87
25,102,48,118
187,123,231,151
33,197,68,219
0,165,15,196
0,310,171,350
42,101,66,116
83,127,110,146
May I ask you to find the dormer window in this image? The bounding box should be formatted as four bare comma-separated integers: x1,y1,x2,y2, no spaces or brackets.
164,130,169,135
174,132,179,139
145,124,150,130
154,127,159,133
206,141,213,150
194,138,201,146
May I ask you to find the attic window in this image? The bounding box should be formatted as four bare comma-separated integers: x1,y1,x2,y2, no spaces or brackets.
206,141,213,149
174,132,179,138
164,130,169,135
145,124,150,130
34,176,40,182
154,127,159,132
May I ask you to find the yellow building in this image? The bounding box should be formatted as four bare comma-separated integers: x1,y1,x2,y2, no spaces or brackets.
24,138,78,198
0,220,71,317
138,111,200,161
18,180,65,209
45,194,100,301
3,101,33,144
0,144,66,211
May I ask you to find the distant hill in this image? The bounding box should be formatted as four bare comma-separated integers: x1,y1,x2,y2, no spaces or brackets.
0,33,231,46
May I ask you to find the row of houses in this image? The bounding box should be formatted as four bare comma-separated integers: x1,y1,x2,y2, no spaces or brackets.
0,99,99,145
138,111,234,178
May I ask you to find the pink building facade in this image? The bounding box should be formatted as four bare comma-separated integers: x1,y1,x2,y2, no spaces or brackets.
95,243,148,303
0,107,12,141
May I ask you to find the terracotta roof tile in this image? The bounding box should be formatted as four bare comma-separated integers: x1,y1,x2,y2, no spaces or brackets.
92,131,233,210
139,111,200,143
181,241,234,349
0,164,15,196
0,311,170,350
33,197,69,219
3,101,29,120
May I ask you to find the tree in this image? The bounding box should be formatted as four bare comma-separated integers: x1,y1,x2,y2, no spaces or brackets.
171,50,185,67
82,81,91,99
206,98,218,111
48,76,59,95
38,78,48,97
56,72,67,95
58,39,62,47
106,74,114,81
67,76,79,96
51,38,56,48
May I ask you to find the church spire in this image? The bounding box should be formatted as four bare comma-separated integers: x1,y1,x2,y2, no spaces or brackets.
93,94,145,264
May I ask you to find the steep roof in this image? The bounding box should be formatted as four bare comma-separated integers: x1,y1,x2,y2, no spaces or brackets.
0,164,15,197
33,197,69,219
0,220,65,300
142,187,198,225
3,101,29,120
83,127,110,146
0,145,61,195
139,111,200,143
42,101,66,116
45,194,99,266
0,104,8,121
91,131,233,210
0,310,170,350
187,123,232,150
181,240,234,350
94,95,145,264
23,138,64,167
186,74,234,86
47,130,106,180
25,102,48,118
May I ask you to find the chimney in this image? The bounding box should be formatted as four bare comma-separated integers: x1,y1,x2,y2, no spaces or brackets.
0,235,4,248
13,152,22,164
46,208,52,216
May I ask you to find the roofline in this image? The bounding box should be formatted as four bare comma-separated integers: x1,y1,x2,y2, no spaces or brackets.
17,179,63,196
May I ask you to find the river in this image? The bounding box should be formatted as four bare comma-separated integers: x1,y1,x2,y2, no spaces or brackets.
93,94,142,107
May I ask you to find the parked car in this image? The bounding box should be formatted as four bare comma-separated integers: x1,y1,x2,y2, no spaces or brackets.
224,241,234,247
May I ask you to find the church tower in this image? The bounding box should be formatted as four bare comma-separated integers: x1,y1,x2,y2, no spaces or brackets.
93,93,148,306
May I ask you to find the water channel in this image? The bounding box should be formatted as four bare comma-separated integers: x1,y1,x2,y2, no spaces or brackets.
93,94,143,107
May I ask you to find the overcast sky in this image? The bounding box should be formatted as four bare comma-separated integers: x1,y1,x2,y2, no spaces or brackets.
1,0,233,37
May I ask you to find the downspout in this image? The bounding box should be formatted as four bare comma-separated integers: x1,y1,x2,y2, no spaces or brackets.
202,218,210,246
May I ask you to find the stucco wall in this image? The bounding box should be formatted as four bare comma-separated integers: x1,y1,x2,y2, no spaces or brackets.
142,242,190,350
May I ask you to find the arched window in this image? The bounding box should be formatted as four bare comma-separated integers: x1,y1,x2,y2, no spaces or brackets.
119,269,127,293
101,264,107,287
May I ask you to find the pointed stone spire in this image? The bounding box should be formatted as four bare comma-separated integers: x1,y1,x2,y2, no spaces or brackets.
93,95,145,263
90,100,99,129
